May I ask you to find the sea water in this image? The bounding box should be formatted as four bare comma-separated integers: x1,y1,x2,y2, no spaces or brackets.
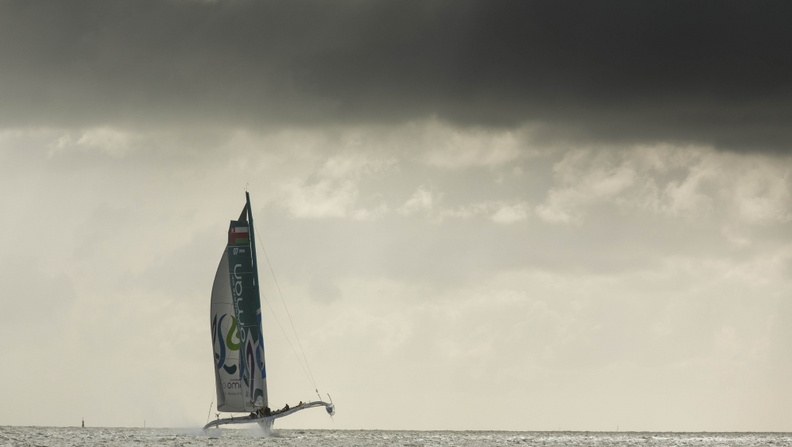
1,426,791,447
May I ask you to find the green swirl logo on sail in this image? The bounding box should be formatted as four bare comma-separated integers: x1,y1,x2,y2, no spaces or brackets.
213,313,241,375
225,315,241,350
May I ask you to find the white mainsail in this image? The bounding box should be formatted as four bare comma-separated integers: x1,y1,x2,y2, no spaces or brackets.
210,249,267,412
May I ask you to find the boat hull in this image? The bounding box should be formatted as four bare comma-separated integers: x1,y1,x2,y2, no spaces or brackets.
202,400,334,431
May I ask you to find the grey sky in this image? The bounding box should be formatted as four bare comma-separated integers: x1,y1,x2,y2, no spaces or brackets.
0,0,791,431
3,0,792,149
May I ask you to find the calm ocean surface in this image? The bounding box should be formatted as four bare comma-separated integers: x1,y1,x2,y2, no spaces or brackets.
1,427,791,447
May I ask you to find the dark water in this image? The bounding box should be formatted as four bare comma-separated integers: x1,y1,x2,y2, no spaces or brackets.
1,426,790,446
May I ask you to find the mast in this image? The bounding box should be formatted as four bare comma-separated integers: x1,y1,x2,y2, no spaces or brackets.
246,191,262,305
243,191,267,410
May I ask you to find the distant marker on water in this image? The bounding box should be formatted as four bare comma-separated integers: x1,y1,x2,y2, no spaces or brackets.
81,418,84,428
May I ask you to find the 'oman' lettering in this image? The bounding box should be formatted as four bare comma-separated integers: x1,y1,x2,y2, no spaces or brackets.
233,264,244,297
231,263,246,342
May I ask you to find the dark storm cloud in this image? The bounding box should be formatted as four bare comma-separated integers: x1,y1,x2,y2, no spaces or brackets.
2,0,791,150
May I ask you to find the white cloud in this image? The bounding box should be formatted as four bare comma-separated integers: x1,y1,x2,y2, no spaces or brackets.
490,201,529,224
279,152,396,219
659,151,717,218
399,189,529,225
413,199,531,225
399,185,436,215
352,202,391,221
415,120,524,169
536,149,639,224
731,162,792,224
437,202,492,220
50,127,136,158
535,202,575,224
535,145,792,229
318,151,398,180
281,178,359,218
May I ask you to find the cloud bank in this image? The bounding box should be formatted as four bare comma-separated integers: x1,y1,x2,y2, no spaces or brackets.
2,0,792,151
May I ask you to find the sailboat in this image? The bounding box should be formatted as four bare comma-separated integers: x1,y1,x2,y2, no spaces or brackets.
203,192,335,431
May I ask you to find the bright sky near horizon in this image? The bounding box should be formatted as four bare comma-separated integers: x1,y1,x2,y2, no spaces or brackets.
1,0,791,432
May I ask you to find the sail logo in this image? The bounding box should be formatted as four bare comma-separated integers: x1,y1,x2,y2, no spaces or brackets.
212,313,240,375
229,261,254,396
231,263,246,341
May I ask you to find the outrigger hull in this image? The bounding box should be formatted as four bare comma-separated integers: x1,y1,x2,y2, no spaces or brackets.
203,401,335,431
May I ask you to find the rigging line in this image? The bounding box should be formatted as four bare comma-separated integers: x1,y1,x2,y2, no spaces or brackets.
253,220,321,393
206,392,214,425
260,290,314,384
263,247,320,391
248,223,311,381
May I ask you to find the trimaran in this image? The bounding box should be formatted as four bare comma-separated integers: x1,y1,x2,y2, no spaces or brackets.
203,192,334,431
